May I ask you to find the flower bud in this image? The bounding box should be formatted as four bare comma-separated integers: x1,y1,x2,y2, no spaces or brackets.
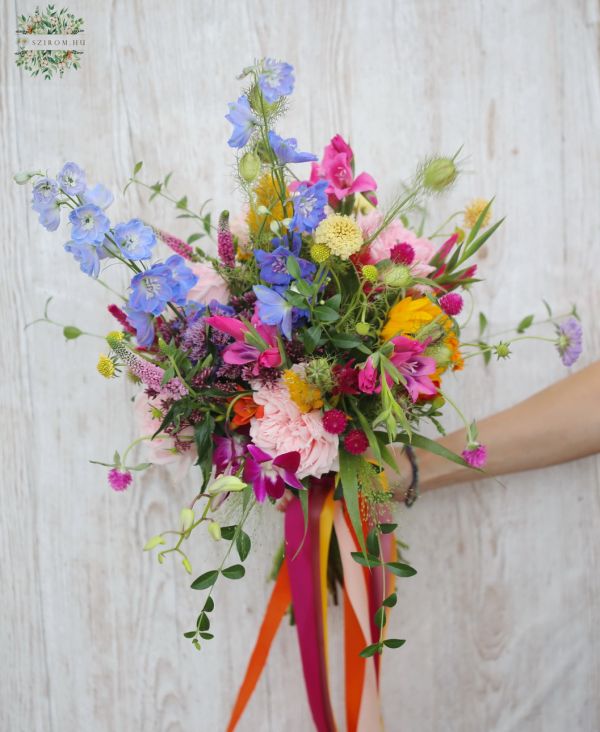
382,265,413,288
239,151,261,183
423,157,457,192
180,508,195,532
182,557,192,574
143,535,165,551
424,343,452,368
13,171,36,185
361,264,378,283
206,475,247,496
208,521,222,541
355,322,370,336
495,342,511,359
432,396,445,410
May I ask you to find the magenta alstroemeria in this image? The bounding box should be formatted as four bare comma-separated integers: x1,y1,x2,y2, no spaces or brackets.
243,445,303,502
205,315,282,374
389,336,438,401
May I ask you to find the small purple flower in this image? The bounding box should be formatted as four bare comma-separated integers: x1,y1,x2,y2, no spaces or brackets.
114,218,156,260
57,162,86,196
108,468,132,492
255,235,316,286
462,443,487,468
258,59,294,103
225,95,257,148
556,317,583,367
165,254,199,304
83,183,114,210
128,263,176,315
253,285,293,339
243,444,303,502
213,434,248,474
32,177,59,210
268,131,317,164
36,199,61,231
290,180,328,233
124,307,155,348
69,204,110,244
64,240,107,278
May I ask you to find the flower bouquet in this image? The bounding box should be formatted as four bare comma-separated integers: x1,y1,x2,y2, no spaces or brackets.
18,58,582,731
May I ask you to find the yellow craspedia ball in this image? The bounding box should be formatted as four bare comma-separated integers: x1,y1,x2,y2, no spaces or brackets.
361,264,378,283
310,243,331,264
314,214,363,260
464,198,492,229
97,354,116,379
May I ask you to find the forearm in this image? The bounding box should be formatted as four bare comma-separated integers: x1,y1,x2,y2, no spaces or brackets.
390,361,600,496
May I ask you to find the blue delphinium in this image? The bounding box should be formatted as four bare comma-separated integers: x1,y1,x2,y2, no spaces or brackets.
114,218,156,260
225,96,257,148
255,233,316,288
124,307,155,348
268,132,317,164
83,183,114,210
69,204,110,244
57,162,86,196
32,177,59,209
165,254,199,304
253,285,293,339
128,262,176,315
35,199,61,231
290,180,328,233
258,59,294,103
64,240,107,278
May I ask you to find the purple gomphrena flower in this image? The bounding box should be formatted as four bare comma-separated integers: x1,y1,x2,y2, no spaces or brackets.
290,180,328,234
108,468,132,492
107,334,188,398
462,443,487,468
268,131,317,164
243,444,303,502
556,317,583,367
258,58,294,103
57,162,86,196
225,95,257,149
32,177,59,210
165,254,198,304
390,242,415,266
114,218,156,260
69,204,110,244
155,228,194,260
439,292,464,317
64,240,107,278
218,211,236,267
128,263,175,315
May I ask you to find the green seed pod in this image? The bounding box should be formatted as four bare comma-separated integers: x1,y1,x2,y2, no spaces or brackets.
424,343,452,368
305,357,334,392
382,265,413,289
355,322,370,336
495,341,511,359
423,157,457,192
239,151,261,183
63,325,83,340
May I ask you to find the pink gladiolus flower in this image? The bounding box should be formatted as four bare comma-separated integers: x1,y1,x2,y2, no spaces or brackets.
205,315,282,374
389,336,438,401
243,444,303,502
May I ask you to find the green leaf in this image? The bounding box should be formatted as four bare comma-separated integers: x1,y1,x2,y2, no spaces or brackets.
382,592,397,608
366,529,380,558
478,312,488,337
222,564,245,580
190,570,219,590
542,299,553,317
236,531,251,562
465,198,495,245
133,161,143,175
351,551,381,568
187,233,204,245
386,561,417,577
193,415,214,464
383,638,406,649
183,631,196,639
379,523,397,534
302,325,322,354
392,432,473,469
199,632,214,640
313,305,340,323
176,195,188,210
330,334,364,349
325,294,341,310
286,255,302,280
516,314,534,333
220,525,237,541
359,643,382,658
339,451,367,556
196,613,210,631
374,607,387,628
463,217,505,261
203,596,215,612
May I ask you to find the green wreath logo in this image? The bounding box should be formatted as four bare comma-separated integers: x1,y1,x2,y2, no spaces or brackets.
15,5,84,79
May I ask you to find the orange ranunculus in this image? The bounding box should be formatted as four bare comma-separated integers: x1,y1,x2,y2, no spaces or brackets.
230,395,264,428
247,173,293,238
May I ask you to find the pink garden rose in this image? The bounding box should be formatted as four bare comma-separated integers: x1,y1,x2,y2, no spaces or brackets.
249,382,339,479
186,262,230,306
133,392,197,480
358,211,436,280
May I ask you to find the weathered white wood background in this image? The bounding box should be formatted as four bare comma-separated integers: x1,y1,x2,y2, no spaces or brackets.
2,1,599,730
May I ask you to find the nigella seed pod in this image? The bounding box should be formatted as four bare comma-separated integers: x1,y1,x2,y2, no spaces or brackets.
382,265,413,288
423,157,457,192
239,151,261,183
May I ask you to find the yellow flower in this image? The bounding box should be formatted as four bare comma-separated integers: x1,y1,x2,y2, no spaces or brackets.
310,243,331,263
106,330,124,343
97,354,115,379
381,296,443,341
314,214,363,260
464,198,492,229
361,264,378,283
247,173,292,238
283,370,324,413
